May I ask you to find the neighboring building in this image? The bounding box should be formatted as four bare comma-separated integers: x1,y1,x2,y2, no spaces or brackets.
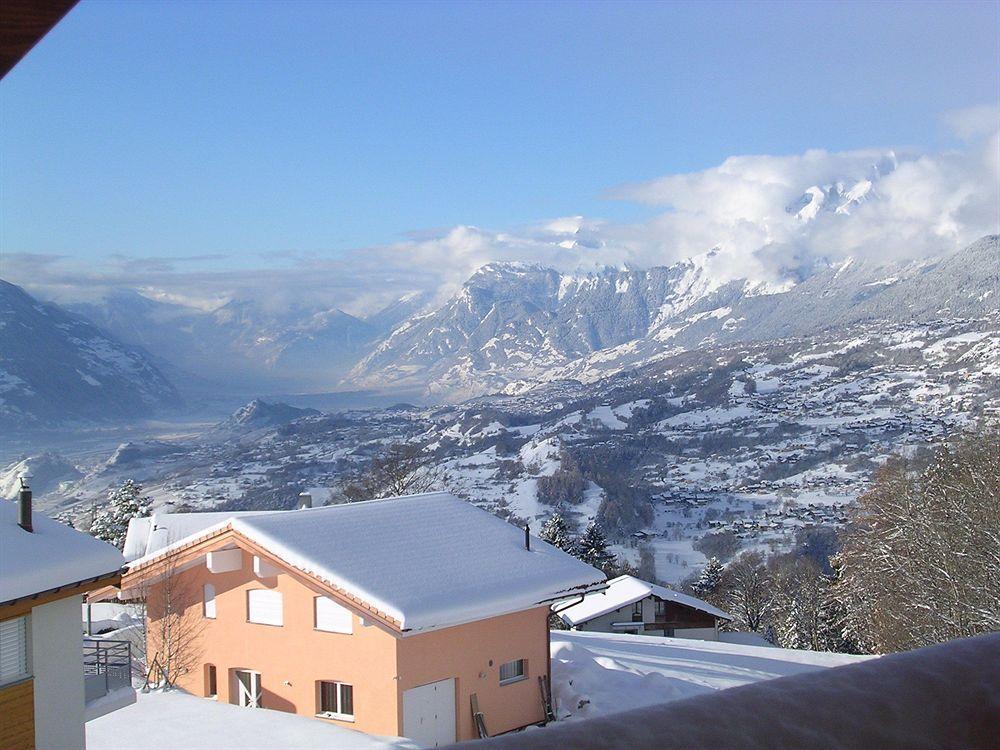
119,492,605,746
558,575,732,640
0,480,126,750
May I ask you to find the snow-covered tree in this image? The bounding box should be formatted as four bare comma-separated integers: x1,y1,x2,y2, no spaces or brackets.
576,521,615,573
692,557,725,598
539,513,574,552
90,479,151,549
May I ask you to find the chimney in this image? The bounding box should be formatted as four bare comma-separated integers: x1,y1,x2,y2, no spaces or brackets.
298,492,313,509
524,523,530,551
18,475,32,533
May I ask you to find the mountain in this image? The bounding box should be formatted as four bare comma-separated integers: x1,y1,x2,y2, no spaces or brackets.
345,236,1000,399
70,292,378,392
220,399,320,430
0,452,82,499
0,280,182,426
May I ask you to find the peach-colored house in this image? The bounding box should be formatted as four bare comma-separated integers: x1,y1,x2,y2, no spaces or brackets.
119,492,604,746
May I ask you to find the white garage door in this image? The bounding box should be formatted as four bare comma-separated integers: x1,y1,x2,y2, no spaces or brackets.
402,678,456,747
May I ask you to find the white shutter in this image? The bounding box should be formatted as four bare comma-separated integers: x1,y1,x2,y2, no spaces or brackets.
204,583,217,619
247,589,283,626
315,596,353,634
0,616,29,685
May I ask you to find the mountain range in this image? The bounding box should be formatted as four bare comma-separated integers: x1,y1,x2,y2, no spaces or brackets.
2,234,997,424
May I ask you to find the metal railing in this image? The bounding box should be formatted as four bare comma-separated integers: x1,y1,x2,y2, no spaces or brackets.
83,638,133,703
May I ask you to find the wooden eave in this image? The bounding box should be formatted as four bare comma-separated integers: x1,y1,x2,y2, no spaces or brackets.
1,0,79,80
1,570,122,621
121,525,404,633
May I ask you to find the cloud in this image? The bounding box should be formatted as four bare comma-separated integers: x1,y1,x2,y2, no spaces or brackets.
4,107,997,317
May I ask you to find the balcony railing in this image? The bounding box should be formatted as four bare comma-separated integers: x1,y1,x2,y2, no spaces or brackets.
83,638,132,703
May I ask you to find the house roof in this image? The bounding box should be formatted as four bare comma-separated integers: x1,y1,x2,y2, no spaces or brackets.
558,574,732,627
123,510,281,562
126,492,607,632
0,500,125,604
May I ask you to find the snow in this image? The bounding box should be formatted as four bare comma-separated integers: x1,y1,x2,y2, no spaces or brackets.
86,688,417,750
559,575,732,627
0,501,124,603
549,630,867,722
127,492,606,632
123,510,282,562
586,405,627,430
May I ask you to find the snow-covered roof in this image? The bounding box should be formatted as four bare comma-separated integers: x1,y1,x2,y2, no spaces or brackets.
0,501,125,604
559,574,732,626
123,510,281,562
127,492,606,632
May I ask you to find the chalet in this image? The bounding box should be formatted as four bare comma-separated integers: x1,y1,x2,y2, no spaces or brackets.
1,479,127,750
119,492,605,746
558,575,732,640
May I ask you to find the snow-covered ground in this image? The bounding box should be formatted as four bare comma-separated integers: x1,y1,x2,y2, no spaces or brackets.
87,689,420,750
550,630,870,721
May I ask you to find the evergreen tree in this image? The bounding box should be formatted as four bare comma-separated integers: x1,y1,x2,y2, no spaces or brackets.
90,479,151,550
539,513,575,552
692,557,725,598
576,521,615,573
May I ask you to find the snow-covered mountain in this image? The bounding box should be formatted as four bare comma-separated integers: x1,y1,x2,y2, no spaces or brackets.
0,280,182,426
346,236,1000,400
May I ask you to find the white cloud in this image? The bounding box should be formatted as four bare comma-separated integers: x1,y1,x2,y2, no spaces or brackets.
5,108,997,317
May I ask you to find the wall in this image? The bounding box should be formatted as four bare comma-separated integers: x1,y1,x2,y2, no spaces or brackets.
0,678,34,750
396,606,550,741
30,595,86,750
574,596,718,640
145,548,402,737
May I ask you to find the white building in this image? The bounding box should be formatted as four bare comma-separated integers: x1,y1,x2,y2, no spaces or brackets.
0,483,126,750
558,575,732,640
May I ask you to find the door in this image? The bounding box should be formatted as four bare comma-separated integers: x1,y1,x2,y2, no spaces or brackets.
235,670,261,708
402,678,456,747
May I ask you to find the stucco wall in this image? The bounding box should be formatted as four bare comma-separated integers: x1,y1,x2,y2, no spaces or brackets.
31,595,86,750
397,606,550,741
143,544,552,742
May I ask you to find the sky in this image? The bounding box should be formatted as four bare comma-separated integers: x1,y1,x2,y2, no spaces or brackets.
1,0,998,313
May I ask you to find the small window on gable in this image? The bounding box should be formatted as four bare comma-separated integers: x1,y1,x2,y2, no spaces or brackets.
499,658,526,685
655,599,667,618
318,680,354,720
204,583,216,619
0,615,30,686
247,589,283,626
315,596,353,634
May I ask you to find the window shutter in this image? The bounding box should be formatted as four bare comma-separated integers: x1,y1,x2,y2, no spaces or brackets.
0,616,29,685
204,583,216,619
247,589,283,626
315,596,353,634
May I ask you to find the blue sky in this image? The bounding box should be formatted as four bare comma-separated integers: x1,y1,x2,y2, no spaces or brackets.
0,0,998,310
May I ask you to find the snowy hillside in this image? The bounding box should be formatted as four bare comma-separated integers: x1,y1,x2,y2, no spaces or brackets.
0,280,181,426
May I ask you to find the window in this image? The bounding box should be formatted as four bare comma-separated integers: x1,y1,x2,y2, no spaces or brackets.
205,664,217,698
203,583,216,619
0,616,30,686
499,659,526,685
654,599,667,619
318,681,354,720
315,596,353,634
632,601,643,621
247,589,283,626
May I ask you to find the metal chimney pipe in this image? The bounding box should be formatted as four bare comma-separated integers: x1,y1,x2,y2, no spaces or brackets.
524,524,530,551
18,475,33,533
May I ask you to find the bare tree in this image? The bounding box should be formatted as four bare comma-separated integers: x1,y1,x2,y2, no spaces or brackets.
340,442,442,502
769,555,827,650
722,551,776,633
834,423,1000,653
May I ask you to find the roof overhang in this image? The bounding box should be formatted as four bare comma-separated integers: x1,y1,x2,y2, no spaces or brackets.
1,0,78,80
1,569,123,620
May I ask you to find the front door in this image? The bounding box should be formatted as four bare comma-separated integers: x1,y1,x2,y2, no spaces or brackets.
235,670,261,708
402,678,456,747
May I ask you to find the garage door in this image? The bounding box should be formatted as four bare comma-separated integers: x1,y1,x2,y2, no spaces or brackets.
402,678,456,747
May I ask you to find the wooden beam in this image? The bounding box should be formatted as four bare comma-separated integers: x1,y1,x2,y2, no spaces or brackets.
1,0,78,80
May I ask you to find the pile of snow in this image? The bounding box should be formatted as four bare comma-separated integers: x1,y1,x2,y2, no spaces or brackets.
459,633,998,750
550,630,868,721
86,689,418,750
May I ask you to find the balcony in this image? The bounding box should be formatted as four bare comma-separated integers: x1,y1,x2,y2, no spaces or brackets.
84,638,136,720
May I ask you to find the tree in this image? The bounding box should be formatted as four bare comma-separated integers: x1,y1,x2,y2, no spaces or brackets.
340,443,441,502
692,557,726,599
539,513,575,552
576,521,616,573
769,555,827,650
832,423,1000,653
722,551,776,633
90,479,151,550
